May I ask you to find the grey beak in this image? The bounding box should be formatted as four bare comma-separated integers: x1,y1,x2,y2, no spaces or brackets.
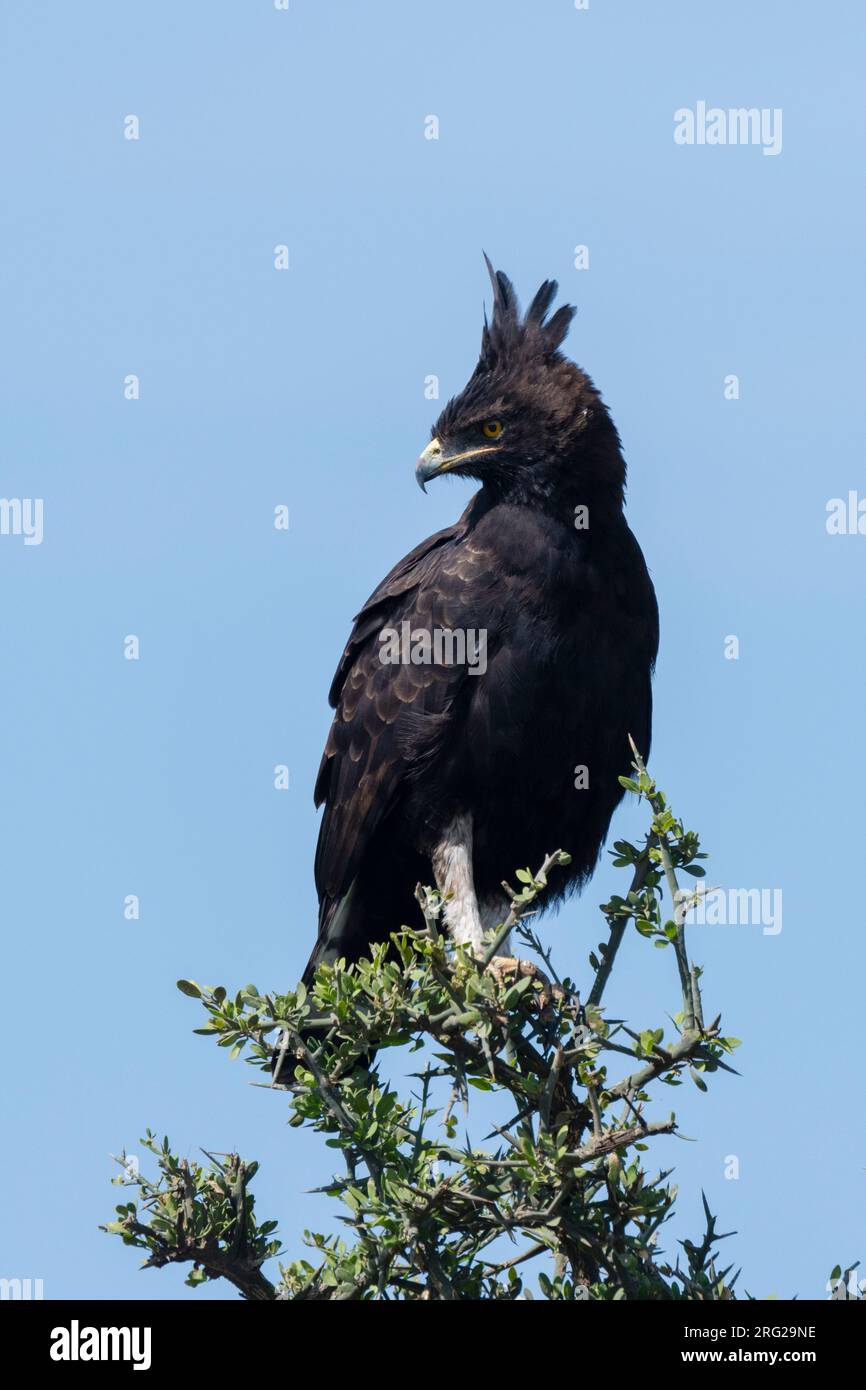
415,438,444,492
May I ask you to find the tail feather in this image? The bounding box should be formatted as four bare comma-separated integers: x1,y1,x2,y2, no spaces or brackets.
301,880,359,988
275,854,425,1086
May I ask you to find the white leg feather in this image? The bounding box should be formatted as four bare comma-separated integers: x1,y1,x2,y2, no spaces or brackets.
432,813,483,952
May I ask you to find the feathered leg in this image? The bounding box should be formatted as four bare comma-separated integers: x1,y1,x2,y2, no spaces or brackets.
431,813,484,952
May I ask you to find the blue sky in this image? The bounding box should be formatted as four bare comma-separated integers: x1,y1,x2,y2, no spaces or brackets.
1,0,863,1300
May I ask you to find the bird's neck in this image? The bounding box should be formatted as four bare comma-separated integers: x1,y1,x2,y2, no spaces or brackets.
476,454,627,525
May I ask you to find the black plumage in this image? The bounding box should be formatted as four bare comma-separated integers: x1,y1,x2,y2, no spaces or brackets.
303,258,658,985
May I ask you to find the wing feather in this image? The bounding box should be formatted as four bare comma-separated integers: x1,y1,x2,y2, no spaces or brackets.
313,503,482,914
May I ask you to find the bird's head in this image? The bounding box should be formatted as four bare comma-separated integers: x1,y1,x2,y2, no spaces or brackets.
416,256,625,510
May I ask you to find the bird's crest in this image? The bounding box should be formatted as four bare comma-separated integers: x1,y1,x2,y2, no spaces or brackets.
479,253,576,370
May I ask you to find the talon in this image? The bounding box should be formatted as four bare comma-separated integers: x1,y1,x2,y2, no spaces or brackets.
485,956,564,1011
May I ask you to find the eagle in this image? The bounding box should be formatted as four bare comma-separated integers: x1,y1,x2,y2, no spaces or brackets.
303,258,658,988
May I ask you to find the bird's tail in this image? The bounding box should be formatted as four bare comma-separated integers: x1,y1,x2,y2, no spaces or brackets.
272,881,377,1086
300,879,360,989
274,860,424,1085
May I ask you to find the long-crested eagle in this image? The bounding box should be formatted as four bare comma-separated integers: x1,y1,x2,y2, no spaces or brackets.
303,258,658,987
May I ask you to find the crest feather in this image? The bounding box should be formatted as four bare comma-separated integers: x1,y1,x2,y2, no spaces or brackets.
479,255,576,368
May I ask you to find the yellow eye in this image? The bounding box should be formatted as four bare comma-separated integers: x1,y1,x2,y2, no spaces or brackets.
481,420,504,440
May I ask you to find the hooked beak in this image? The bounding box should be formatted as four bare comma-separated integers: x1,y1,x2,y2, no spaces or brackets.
415,438,500,492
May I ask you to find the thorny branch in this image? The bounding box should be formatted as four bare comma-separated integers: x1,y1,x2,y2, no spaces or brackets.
105,757,748,1301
